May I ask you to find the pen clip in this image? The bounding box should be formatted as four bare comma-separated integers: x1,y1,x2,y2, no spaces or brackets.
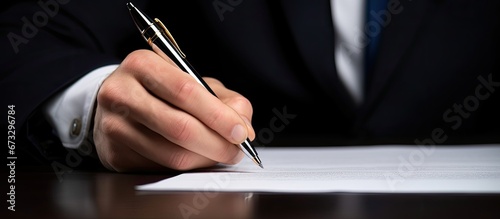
154,18,186,59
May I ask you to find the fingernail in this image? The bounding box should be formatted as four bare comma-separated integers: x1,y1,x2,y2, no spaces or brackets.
231,124,247,143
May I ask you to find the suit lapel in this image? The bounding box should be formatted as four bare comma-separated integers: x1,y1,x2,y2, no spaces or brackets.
356,0,434,126
279,0,357,115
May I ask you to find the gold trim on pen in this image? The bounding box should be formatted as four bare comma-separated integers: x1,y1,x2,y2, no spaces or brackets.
154,18,186,59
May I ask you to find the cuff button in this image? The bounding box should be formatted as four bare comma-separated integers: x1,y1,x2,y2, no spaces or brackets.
70,118,82,137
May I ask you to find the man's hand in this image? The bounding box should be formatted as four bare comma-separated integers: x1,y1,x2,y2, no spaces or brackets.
93,50,255,172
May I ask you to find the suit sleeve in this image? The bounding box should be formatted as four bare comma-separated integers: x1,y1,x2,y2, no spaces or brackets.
0,0,140,164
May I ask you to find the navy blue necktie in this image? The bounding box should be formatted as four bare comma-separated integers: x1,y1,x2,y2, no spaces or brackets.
365,0,388,86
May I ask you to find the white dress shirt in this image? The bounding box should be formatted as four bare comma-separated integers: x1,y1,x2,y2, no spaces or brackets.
43,1,365,150
332,0,365,104
44,65,118,149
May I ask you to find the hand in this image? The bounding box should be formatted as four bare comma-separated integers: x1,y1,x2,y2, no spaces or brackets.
93,50,255,172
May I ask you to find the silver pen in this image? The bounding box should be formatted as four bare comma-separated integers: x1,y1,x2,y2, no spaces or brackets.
126,2,263,168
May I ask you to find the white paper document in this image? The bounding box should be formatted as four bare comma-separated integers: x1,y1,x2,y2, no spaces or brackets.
136,145,500,193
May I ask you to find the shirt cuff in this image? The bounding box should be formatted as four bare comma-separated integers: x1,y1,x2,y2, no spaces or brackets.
43,64,119,149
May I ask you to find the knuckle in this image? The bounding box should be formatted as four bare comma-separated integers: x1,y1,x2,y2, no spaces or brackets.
228,96,253,114
122,50,152,71
99,116,124,138
169,117,193,144
97,82,124,107
173,79,198,104
168,152,193,170
206,107,225,129
97,83,132,118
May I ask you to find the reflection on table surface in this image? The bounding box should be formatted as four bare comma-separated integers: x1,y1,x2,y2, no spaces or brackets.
7,167,500,219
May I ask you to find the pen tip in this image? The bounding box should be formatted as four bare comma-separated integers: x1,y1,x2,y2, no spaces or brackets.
252,156,263,169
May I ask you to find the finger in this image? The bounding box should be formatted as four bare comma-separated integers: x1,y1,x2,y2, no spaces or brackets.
206,78,255,140
98,136,164,172
133,91,245,165
124,51,250,145
102,74,244,165
203,77,225,87
94,111,165,172
98,111,220,171
131,123,220,170
225,96,255,141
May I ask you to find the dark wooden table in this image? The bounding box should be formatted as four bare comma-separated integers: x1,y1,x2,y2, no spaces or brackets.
4,166,500,219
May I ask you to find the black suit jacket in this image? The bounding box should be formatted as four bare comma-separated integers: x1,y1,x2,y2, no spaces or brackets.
1,0,499,164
